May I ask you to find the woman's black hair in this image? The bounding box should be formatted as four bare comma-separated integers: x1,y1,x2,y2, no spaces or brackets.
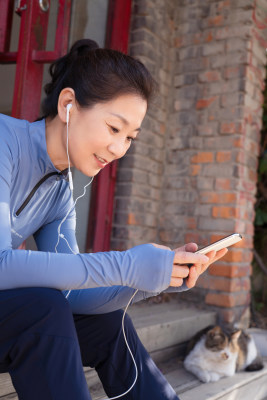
42,39,156,118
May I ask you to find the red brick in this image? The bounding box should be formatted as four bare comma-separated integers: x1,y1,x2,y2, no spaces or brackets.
223,249,244,263
191,152,214,163
234,137,245,148
248,169,257,182
219,0,230,10
205,293,234,307
209,263,250,278
234,220,246,234
205,292,249,308
208,15,224,27
205,31,213,42
185,233,200,244
242,250,253,263
190,165,201,176
205,276,232,292
212,206,238,218
220,122,236,134
209,276,250,293
127,213,137,225
236,151,246,163
196,97,217,109
187,217,197,229
198,71,221,82
160,123,166,134
224,66,245,79
216,151,232,163
200,192,237,204
248,141,259,155
215,178,231,190
239,179,257,192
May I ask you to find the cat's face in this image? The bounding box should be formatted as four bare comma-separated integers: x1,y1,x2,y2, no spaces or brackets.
205,326,228,351
205,326,241,354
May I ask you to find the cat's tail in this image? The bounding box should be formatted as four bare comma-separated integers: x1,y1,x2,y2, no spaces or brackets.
245,355,264,372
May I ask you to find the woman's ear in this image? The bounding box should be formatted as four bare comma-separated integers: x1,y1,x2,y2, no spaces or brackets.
57,88,76,123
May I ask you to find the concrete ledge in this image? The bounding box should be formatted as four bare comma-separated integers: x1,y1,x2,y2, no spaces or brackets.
176,359,267,400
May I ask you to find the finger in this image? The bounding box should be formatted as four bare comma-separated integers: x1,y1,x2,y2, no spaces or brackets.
205,250,216,260
194,263,206,275
213,248,228,261
186,266,198,289
184,242,198,253
169,277,183,287
173,242,198,253
172,265,190,279
173,251,209,265
205,248,228,266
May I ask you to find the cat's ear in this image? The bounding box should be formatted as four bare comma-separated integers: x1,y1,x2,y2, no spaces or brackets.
231,330,241,342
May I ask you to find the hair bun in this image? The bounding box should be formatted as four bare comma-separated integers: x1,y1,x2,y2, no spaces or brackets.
69,39,99,57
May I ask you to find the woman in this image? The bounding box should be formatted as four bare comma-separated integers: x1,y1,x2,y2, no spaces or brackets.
0,39,227,399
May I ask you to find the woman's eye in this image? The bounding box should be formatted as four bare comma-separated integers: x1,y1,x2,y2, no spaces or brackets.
110,126,119,133
127,137,135,143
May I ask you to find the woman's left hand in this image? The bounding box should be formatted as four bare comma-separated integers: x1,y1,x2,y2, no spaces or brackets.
173,242,228,289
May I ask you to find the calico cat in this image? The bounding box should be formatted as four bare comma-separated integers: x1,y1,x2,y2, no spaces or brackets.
184,325,264,383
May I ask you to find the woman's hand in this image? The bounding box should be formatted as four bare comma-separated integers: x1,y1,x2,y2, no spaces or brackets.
151,242,228,288
172,242,228,288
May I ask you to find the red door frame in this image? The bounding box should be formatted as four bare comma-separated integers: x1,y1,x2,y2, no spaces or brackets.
0,0,72,121
87,0,133,252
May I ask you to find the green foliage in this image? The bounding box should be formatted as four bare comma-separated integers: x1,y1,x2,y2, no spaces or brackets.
259,156,267,176
255,208,267,226
251,64,267,324
254,65,267,229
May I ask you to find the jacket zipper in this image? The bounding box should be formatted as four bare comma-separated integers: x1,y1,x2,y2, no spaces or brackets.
15,172,62,216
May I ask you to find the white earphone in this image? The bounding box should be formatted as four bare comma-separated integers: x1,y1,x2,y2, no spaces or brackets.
66,103,72,123
66,104,73,191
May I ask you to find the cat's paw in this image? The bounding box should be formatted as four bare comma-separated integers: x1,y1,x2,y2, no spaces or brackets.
209,372,221,382
197,370,211,383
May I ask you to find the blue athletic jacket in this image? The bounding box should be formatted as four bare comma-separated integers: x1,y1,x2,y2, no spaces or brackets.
0,114,187,314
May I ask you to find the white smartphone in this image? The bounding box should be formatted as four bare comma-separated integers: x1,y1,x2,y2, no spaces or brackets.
195,233,242,255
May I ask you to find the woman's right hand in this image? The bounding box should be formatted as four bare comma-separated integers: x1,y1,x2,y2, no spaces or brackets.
151,242,209,287
170,249,209,287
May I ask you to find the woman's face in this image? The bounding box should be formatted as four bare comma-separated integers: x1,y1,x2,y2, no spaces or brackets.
67,93,147,177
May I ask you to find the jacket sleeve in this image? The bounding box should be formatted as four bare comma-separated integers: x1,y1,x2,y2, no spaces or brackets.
0,131,174,293
34,219,188,315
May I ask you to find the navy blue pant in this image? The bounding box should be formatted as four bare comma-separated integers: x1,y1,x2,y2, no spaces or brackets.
0,288,179,399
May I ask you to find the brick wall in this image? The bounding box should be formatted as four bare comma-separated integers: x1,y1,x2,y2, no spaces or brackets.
111,0,267,327
111,0,176,250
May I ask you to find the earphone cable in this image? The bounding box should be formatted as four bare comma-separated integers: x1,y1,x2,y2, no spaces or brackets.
102,288,139,400
59,113,139,397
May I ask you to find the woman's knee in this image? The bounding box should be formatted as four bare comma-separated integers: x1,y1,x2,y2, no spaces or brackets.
28,288,75,335
2,287,75,338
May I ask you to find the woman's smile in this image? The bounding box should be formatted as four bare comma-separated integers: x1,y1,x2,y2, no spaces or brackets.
94,154,109,168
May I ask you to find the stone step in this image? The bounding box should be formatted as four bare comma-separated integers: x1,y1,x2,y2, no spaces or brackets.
92,357,267,400
128,301,217,362
177,358,267,400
